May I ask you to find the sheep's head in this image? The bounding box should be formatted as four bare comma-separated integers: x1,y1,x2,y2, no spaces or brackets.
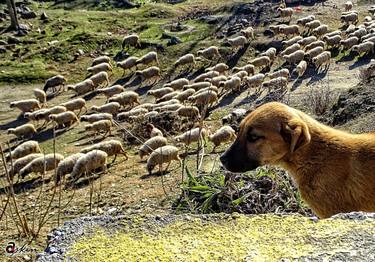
197,50,203,56
7,128,14,134
9,102,15,108
351,45,359,53
91,106,99,111
85,124,93,131
49,114,57,120
24,112,33,119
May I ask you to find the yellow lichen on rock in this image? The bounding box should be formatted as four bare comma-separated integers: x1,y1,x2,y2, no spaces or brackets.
68,214,374,261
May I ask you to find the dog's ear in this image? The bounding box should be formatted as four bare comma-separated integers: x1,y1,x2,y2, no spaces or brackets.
281,118,311,154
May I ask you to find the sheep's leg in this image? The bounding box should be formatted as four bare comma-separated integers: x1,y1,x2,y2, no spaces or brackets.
111,154,117,164
165,161,171,174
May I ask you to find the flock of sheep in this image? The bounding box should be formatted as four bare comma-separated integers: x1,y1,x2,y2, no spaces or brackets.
4,0,375,186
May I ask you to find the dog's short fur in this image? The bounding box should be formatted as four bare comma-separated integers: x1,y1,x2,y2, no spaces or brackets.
220,102,375,218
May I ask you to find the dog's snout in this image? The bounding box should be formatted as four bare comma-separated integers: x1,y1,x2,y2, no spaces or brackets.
220,153,229,167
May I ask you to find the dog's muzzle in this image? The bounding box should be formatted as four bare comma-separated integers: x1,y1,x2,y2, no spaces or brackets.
220,140,259,173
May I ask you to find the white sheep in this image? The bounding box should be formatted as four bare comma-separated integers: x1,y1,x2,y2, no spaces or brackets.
283,50,305,65
183,82,211,91
262,77,288,92
352,41,374,56
80,113,113,123
232,70,248,81
92,56,111,66
24,109,49,124
193,71,220,83
147,87,174,98
60,98,87,115
33,89,47,106
208,75,228,87
175,127,208,146
206,63,229,74
340,12,358,25
146,145,181,175
208,126,236,152
85,119,112,137
244,73,265,92
139,136,168,160
194,86,219,96
305,46,324,61
91,102,121,115
174,54,196,70
297,15,315,26
305,20,321,32
43,75,66,93
227,35,247,50
197,46,221,60
295,60,307,78
143,111,159,119
7,124,37,139
282,36,303,48
19,153,64,178
117,108,148,121
146,123,163,138
188,90,218,108
312,51,331,71
37,106,67,126
298,36,317,47
55,153,85,184
49,111,79,128
323,35,342,49
7,140,41,160
89,71,109,88
70,150,108,181
174,89,195,103
122,34,141,50
304,40,325,51
136,51,159,67
164,78,189,90
241,26,255,39
348,28,367,39
87,62,112,75
108,91,140,109
153,99,179,108
279,25,299,37
220,76,242,93
80,139,128,162
154,103,182,113
260,47,277,61
10,99,41,115
277,7,293,21
117,56,138,76
340,36,359,50
364,36,375,44
250,56,271,69
266,68,289,80
344,1,353,12
135,66,161,84
9,153,43,179
67,79,95,96
97,85,125,101
176,106,201,119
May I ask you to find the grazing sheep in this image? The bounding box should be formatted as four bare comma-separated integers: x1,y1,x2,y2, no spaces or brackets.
154,103,182,113
67,79,95,96
146,145,181,175
156,91,181,103
277,7,293,21
364,36,375,44
117,108,149,121
232,70,248,81
91,102,121,115
260,47,277,61
19,153,64,178
295,60,307,78
116,56,138,76
33,89,47,106
266,68,290,80
143,111,159,119
132,102,155,111
55,153,85,184
352,41,374,56
283,50,305,65
282,36,303,48
305,20,321,31
43,75,66,93
312,51,331,71
341,12,358,25
227,36,247,50
250,56,271,69
154,99,180,108
89,71,109,88
135,66,161,84
241,26,255,39
323,35,342,49
7,140,41,160
80,139,128,162
312,25,329,38
361,33,375,42
298,36,317,47
244,73,265,92
183,82,211,91
85,119,112,137
304,40,325,51
208,126,236,152
220,76,242,92
297,15,315,26
92,56,111,66
280,43,301,56
197,46,221,60
164,78,189,90
305,46,324,61
108,91,140,109
175,127,208,145
147,87,174,98
136,51,159,67
174,54,196,70
80,113,113,123
348,28,367,39
176,106,201,119
174,89,195,103
9,153,43,179
340,36,359,50
269,24,286,37
193,71,220,83
122,34,141,50
24,109,49,124
194,86,219,96
60,98,87,115
37,106,67,125
146,123,163,137
98,85,125,100
262,77,288,92
49,111,79,128
344,1,353,12
206,63,229,74
87,62,112,75
188,90,218,108
208,75,228,87
7,124,37,139
222,108,247,126
280,25,299,37
10,99,41,115
325,30,341,38
139,136,168,160
70,150,108,181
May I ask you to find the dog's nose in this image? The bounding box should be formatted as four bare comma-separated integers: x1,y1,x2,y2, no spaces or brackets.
219,154,228,167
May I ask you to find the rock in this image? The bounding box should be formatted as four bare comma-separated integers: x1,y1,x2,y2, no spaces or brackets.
40,12,48,21
20,11,37,19
0,47,6,54
7,36,20,44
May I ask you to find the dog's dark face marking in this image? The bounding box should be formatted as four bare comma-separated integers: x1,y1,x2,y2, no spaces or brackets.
220,103,302,173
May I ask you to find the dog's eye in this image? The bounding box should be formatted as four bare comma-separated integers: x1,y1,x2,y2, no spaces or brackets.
247,132,263,143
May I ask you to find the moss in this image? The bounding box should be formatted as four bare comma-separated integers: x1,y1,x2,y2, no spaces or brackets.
68,214,374,261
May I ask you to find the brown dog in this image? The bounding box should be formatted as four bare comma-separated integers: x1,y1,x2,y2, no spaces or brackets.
220,102,375,218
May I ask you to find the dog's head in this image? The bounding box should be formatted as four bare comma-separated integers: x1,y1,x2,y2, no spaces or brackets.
220,102,311,173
